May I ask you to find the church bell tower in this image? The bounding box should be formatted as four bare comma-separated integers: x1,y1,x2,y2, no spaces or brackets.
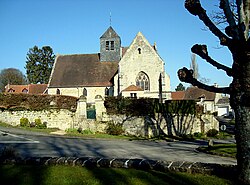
100,26,121,62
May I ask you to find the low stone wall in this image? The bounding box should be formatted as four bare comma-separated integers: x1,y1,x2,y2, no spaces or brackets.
0,157,237,178
107,114,219,138
0,109,75,130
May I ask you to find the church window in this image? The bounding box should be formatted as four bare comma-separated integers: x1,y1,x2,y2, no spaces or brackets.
83,88,87,96
110,41,114,50
106,41,109,50
105,87,109,96
130,93,137,98
56,89,60,95
138,48,141,54
136,71,150,91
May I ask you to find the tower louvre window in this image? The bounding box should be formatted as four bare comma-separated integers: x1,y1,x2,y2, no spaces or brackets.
110,41,114,50
106,41,109,50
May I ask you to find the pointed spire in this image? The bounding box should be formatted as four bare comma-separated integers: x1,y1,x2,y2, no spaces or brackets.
109,12,112,26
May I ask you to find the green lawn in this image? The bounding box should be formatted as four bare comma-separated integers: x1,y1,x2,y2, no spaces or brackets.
198,143,237,158
0,165,236,185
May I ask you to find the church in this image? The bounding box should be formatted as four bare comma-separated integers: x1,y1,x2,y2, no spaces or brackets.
47,26,170,103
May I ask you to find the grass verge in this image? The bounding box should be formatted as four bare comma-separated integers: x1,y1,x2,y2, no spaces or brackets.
0,165,236,185
0,121,59,134
198,143,236,158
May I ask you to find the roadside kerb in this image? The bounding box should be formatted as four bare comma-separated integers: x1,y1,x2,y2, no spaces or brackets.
0,157,237,177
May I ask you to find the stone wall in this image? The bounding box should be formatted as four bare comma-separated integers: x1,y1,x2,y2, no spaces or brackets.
0,96,219,137
0,109,74,130
106,113,219,138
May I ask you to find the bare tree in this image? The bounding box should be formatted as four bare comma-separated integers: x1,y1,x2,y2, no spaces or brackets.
0,68,27,92
178,1,250,184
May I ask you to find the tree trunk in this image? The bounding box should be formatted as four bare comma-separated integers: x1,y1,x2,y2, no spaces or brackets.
233,103,250,184
230,42,250,184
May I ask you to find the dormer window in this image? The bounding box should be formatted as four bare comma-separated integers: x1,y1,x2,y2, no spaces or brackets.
22,88,28,93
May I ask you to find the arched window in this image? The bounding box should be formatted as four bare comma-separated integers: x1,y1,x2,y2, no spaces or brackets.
83,88,87,96
56,89,60,95
138,48,141,54
136,71,150,91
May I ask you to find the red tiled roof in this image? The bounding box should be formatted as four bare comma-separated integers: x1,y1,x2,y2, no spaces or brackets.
184,87,215,101
5,84,47,94
122,85,143,92
171,91,185,100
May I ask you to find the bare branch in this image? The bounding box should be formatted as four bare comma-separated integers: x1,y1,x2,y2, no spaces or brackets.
220,0,237,27
177,67,230,94
185,0,232,46
191,44,233,76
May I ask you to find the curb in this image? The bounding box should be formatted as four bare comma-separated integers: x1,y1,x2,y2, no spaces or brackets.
0,157,237,176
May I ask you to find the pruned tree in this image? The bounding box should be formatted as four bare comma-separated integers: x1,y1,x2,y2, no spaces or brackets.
25,46,55,84
177,1,250,184
0,68,27,92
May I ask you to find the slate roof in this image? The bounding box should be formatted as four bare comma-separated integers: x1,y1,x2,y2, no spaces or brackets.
100,26,120,38
48,54,118,88
184,87,216,101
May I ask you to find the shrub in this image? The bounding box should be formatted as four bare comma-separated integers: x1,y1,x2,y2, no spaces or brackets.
106,121,124,135
206,129,219,137
193,132,204,139
35,118,47,129
20,117,29,127
82,129,93,134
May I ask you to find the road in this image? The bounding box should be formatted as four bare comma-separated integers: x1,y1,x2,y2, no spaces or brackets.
0,126,236,165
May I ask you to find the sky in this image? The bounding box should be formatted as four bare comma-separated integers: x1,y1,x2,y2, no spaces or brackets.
0,0,233,91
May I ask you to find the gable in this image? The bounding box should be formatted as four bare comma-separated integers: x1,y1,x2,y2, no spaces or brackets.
120,32,163,63
48,54,118,88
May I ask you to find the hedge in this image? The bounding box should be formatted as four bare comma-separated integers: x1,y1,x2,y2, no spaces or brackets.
104,97,201,116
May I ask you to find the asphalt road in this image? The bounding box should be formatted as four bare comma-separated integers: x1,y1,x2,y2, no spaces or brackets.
0,126,237,165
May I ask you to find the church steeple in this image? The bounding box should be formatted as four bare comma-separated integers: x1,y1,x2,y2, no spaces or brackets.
100,26,121,62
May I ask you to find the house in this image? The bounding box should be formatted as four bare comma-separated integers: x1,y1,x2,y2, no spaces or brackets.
171,86,232,116
48,26,170,103
5,84,48,94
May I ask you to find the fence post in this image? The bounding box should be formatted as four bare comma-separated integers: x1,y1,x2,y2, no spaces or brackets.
77,95,87,118
95,95,105,121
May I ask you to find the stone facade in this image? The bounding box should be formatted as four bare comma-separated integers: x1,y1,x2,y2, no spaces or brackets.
117,32,170,99
47,27,171,102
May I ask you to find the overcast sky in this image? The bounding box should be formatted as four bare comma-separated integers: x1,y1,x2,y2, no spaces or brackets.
0,0,233,90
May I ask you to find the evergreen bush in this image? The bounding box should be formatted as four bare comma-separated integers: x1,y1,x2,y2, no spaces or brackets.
206,129,219,137
20,117,29,127
106,121,124,135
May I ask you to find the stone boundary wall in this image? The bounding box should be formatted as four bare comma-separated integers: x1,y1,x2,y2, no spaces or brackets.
0,109,75,130
0,157,236,177
0,95,219,137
